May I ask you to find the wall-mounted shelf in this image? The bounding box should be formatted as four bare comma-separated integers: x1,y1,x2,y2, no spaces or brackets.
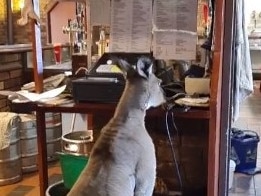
250,46,261,50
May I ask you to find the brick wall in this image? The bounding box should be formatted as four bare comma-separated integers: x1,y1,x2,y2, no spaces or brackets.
93,115,208,195
151,117,208,195
0,0,53,112
0,53,23,111
0,0,52,45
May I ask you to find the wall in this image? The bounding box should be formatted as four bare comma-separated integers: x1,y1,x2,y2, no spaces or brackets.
245,0,261,77
50,2,76,44
245,0,261,30
151,117,208,195
0,0,65,112
0,53,23,111
0,0,53,45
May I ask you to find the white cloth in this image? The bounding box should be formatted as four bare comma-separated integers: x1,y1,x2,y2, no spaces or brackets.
0,112,19,150
232,0,253,122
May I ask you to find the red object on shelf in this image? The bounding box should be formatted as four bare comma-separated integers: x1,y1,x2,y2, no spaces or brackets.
203,4,208,24
54,44,61,64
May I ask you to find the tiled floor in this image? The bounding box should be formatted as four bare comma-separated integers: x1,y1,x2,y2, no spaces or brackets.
0,81,261,196
229,81,261,196
0,161,63,196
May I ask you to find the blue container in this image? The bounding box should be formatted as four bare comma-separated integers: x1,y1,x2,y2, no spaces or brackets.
230,128,260,173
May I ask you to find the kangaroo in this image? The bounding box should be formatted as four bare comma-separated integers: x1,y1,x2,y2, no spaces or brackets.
68,56,166,196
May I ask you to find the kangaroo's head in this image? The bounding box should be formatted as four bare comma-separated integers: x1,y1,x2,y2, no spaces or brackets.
116,56,166,110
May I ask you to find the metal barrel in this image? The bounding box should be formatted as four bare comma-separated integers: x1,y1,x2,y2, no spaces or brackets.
19,112,62,172
0,115,22,186
19,114,38,173
45,113,62,162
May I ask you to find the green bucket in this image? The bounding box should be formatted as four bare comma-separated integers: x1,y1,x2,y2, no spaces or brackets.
59,153,88,189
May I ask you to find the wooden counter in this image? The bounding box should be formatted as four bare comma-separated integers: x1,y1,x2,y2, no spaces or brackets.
33,101,210,196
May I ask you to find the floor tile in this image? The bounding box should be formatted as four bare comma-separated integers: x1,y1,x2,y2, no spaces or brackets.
48,173,63,185
6,185,34,196
229,82,261,196
253,174,261,189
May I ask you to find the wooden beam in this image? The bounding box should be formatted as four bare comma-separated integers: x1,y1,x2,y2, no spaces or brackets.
208,0,225,195
86,0,91,69
31,0,44,93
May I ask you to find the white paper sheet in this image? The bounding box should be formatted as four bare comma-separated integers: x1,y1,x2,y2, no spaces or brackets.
109,0,152,53
152,0,198,60
153,30,197,60
16,85,67,102
153,0,197,32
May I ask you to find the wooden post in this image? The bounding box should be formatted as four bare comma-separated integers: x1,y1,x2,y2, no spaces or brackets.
86,0,91,69
31,0,44,93
87,114,93,130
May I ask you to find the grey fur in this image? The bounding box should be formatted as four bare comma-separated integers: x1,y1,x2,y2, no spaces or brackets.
68,57,166,196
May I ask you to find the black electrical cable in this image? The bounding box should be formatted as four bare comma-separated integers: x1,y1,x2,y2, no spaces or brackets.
165,108,183,192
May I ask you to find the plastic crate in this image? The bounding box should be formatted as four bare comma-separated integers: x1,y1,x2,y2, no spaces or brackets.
230,128,259,173
59,153,88,189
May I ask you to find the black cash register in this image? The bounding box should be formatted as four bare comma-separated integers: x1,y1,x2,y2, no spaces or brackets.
72,52,152,103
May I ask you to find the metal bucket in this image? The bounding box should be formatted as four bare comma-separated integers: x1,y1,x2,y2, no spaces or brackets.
0,115,22,186
61,131,93,156
46,113,62,162
19,114,38,173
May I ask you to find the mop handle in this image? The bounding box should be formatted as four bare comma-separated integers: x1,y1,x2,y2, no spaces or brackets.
69,113,76,132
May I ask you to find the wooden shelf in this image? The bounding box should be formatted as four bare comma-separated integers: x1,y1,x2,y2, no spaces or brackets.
248,35,261,39
250,46,261,51
174,108,210,119
0,43,70,54
149,106,210,119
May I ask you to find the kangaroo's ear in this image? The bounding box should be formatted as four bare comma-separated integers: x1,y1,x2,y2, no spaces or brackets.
136,57,153,79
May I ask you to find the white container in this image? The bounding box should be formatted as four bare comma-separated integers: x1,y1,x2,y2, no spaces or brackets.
61,113,87,135
229,160,236,189
185,77,210,95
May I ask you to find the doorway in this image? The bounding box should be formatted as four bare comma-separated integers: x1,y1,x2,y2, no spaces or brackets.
224,0,261,195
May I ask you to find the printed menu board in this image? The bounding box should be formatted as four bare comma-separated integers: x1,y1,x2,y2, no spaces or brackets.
109,0,198,60
153,0,198,31
109,0,152,53
152,0,198,60
153,30,197,60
